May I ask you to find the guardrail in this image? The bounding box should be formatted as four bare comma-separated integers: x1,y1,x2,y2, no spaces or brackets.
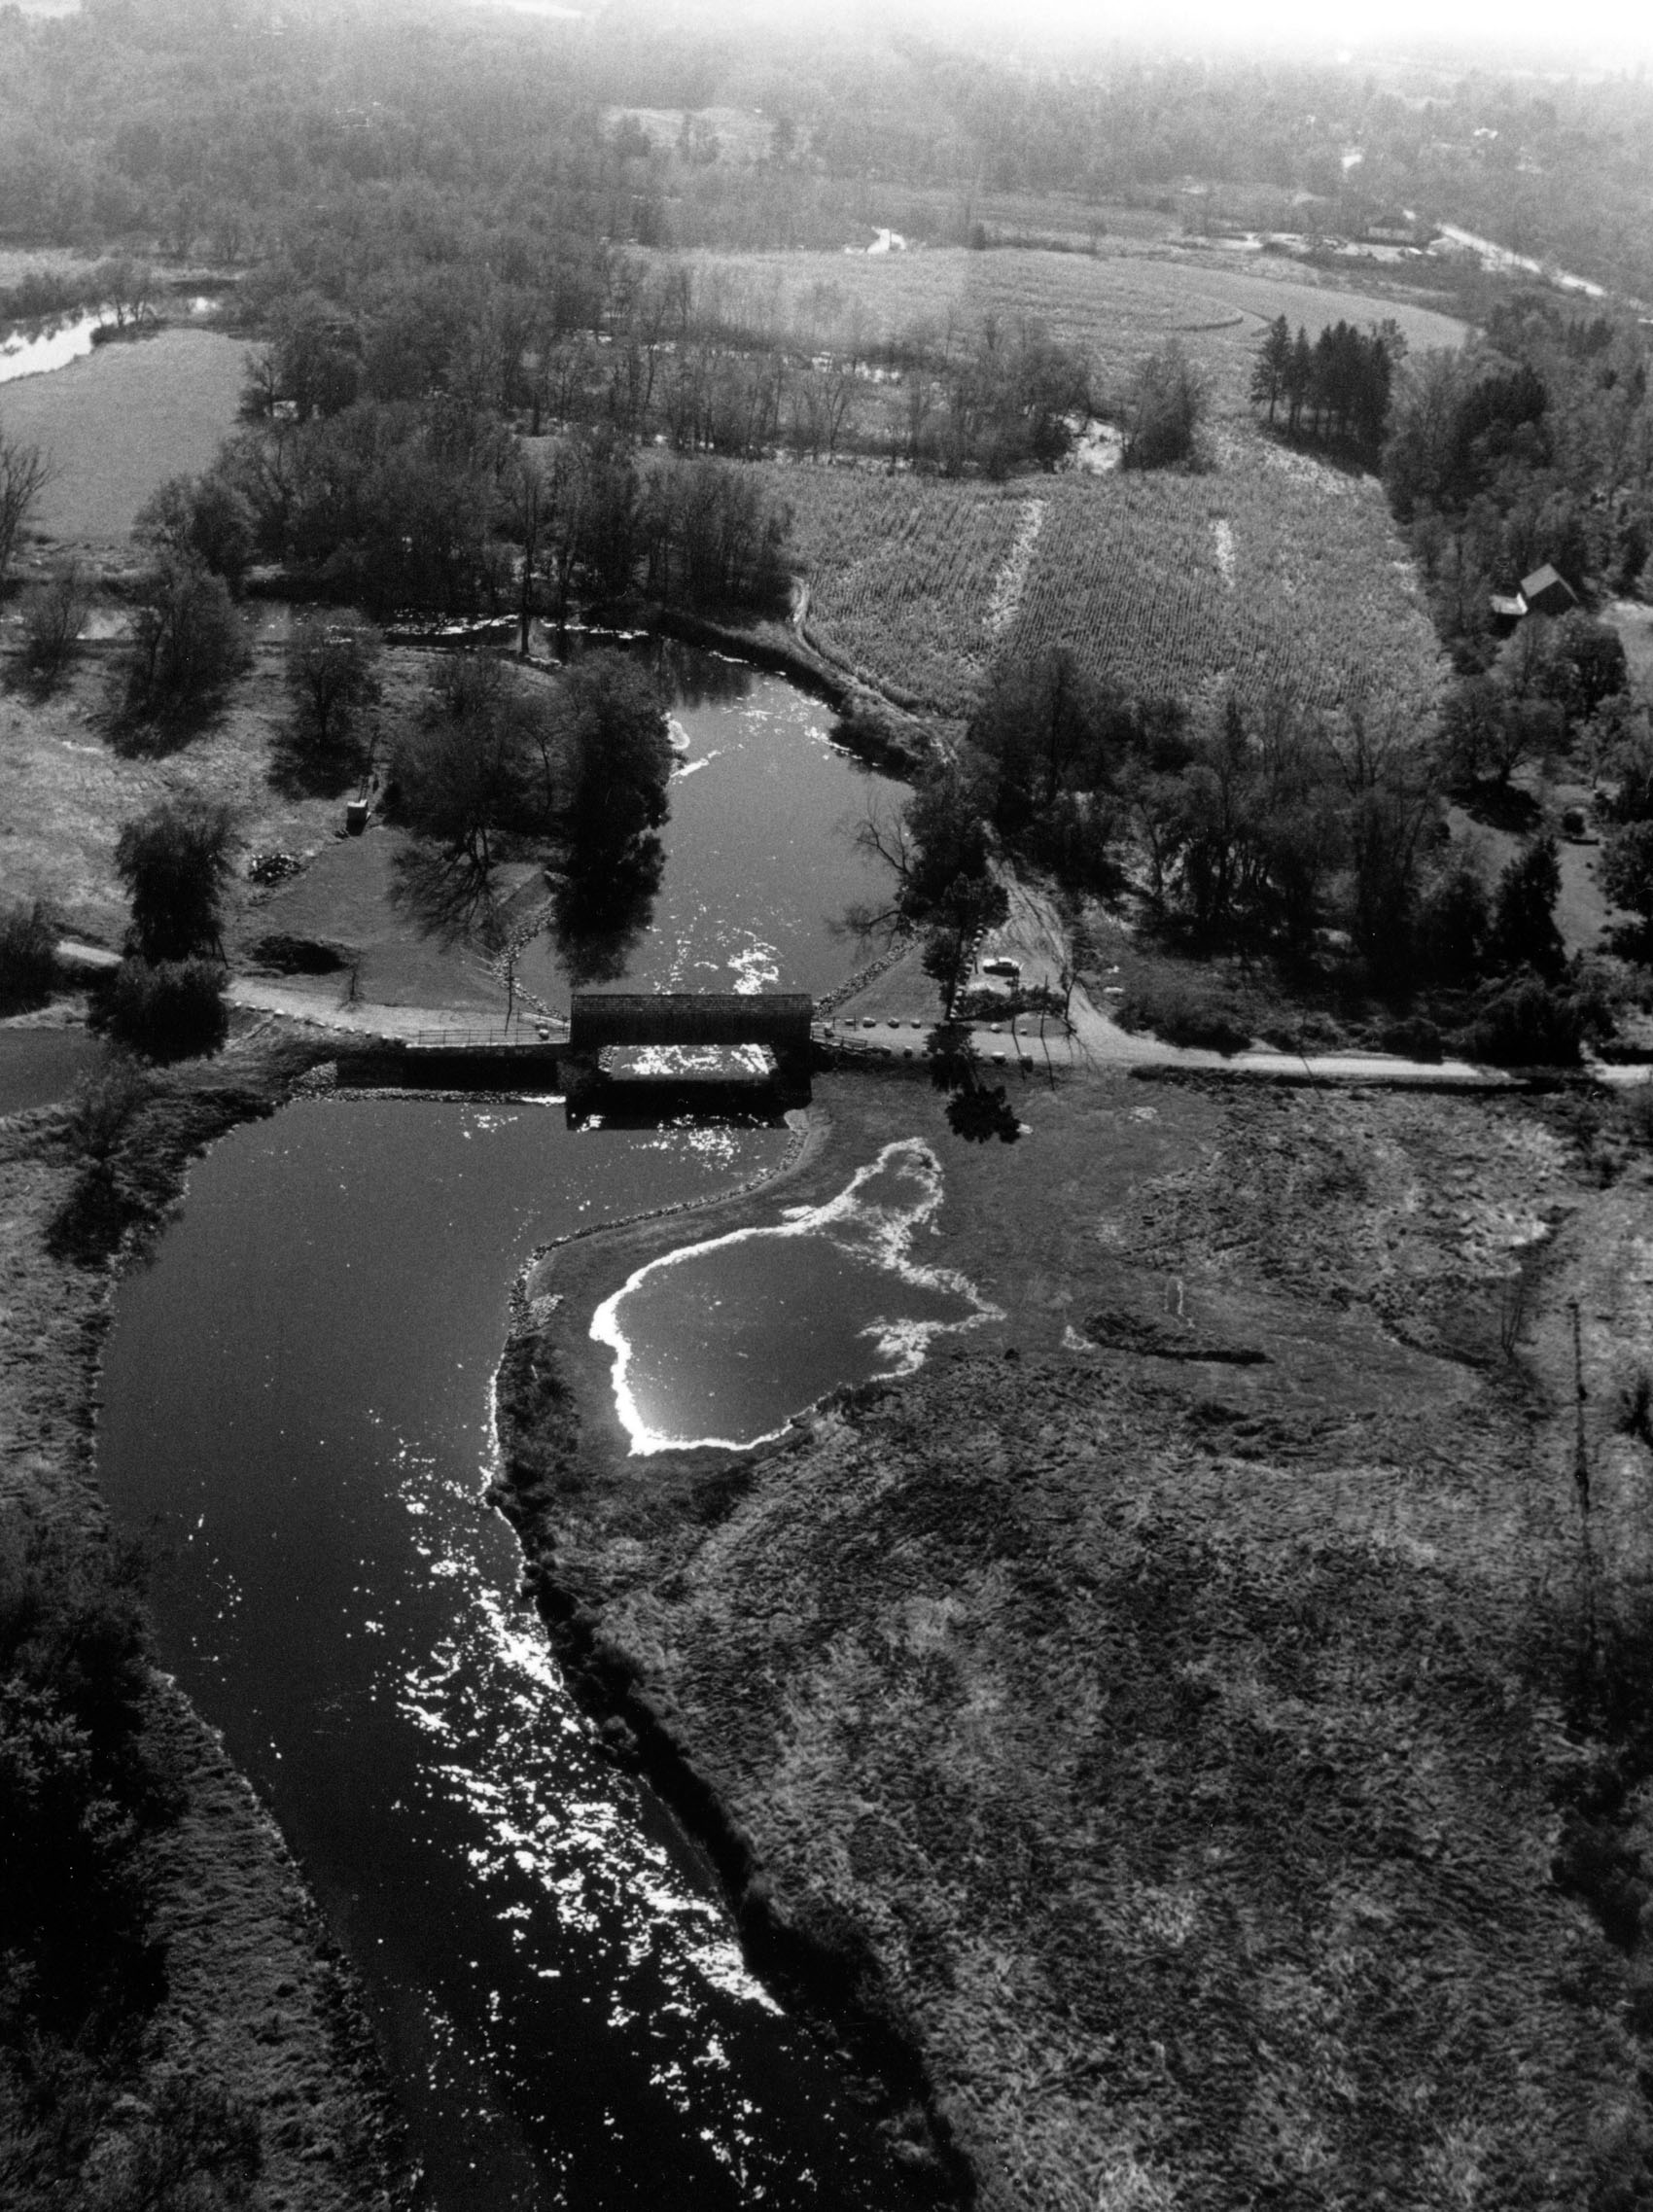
401,1020,568,1052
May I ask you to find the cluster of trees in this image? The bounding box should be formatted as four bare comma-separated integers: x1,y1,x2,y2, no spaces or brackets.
1436,608,1631,792
871,645,1595,1050
1384,296,1653,667
386,649,675,980
1250,316,1402,460
206,399,794,622
231,245,1095,481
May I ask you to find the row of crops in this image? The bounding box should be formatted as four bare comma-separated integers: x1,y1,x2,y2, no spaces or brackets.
768,438,1446,730
763,465,1031,718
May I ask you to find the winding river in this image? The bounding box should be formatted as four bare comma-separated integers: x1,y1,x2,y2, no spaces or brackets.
95,658,935,2207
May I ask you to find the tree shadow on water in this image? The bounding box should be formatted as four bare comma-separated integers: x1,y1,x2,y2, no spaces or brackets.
547,837,664,988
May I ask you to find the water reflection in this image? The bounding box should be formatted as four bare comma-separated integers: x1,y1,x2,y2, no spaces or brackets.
547,837,665,988
0,310,103,383
592,1140,1000,1455
518,647,902,1006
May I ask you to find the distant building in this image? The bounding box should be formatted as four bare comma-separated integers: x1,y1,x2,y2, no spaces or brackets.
1520,564,1577,617
1364,211,1420,245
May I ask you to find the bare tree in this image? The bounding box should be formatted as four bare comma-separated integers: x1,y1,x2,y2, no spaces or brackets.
0,426,58,594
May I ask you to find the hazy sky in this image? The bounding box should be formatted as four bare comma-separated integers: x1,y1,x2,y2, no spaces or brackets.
948,0,1653,66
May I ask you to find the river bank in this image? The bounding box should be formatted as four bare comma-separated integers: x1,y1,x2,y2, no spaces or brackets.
495,1062,1653,2212
0,1011,410,2209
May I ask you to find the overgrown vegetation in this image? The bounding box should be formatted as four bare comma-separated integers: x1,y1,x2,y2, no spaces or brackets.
0,1519,264,2212
0,898,58,1015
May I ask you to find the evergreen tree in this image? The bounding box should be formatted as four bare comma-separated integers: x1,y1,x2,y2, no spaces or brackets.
1249,315,1292,429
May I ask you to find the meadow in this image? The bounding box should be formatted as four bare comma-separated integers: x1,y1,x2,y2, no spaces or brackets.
0,327,245,544
770,430,1447,727
680,243,1469,415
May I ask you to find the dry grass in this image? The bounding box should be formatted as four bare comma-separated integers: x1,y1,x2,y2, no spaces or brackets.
500,1071,1653,2212
498,1071,1653,2212
0,647,337,943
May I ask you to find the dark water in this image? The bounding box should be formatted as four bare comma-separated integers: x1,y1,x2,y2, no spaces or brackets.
0,1025,101,1115
594,1141,996,1455
521,642,896,1005
97,1101,934,2210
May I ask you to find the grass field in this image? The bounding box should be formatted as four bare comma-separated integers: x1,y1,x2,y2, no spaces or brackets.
0,328,245,544
682,244,1468,415
770,429,1446,725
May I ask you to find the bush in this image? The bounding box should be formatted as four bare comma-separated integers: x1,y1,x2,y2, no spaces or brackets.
1458,974,1583,1067
1380,1014,1444,1062
1116,976,1251,1053
96,958,229,1061
63,1055,156,1163
0,897,59,1013
19,561,91,690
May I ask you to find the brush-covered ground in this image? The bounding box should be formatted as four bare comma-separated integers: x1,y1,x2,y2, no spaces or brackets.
497,1063,1653,2212
0,1015,408,2211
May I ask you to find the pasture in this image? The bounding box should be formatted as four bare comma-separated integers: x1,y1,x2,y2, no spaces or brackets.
681,243,1469,415
0,328,245,544
771,429,1446,726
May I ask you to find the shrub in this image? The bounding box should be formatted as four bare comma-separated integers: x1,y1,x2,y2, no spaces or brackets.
19,561,91,689
62,1055,155,1162
1116,976,1251,1053
0,897,59,1013
1380,1014,1444,1062
96,958,229,1062
1459,974,1583,1067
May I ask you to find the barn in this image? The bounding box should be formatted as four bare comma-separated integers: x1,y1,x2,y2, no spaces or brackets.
1520,564,1578,618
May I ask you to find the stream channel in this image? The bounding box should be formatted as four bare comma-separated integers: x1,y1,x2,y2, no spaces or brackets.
95,651,938,2208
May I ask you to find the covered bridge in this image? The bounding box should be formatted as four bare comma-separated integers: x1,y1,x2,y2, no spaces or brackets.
567,991,814,1079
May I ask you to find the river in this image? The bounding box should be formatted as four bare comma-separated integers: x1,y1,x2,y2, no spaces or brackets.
94,660,937,2206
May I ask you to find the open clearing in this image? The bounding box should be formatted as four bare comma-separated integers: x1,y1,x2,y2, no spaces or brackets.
0,327,245,544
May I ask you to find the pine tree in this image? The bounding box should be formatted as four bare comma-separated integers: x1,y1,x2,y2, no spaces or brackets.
1249,314,1292,429
1284,327,1314,439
